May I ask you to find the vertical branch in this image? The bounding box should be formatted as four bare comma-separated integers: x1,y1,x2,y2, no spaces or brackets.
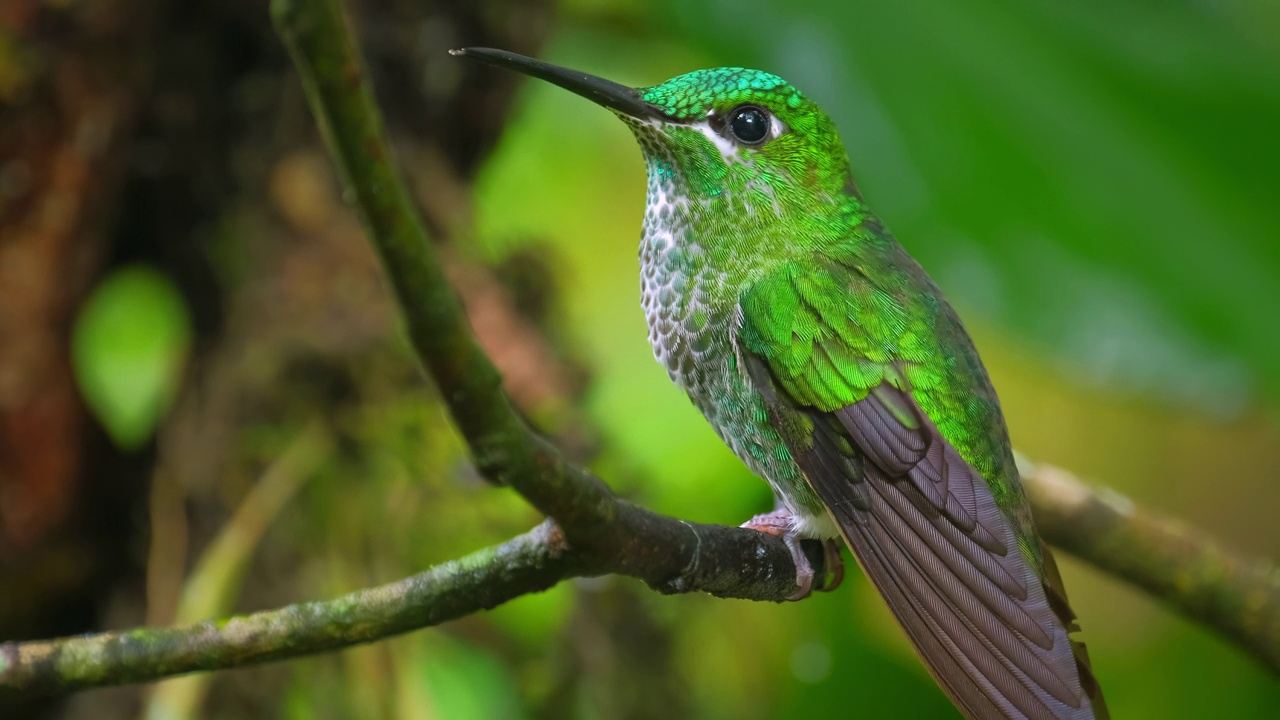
270,0,621,547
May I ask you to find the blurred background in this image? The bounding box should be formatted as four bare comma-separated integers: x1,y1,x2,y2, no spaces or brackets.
2,0,1278,718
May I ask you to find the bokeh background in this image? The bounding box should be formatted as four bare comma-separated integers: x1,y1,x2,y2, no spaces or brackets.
2,0,1278,718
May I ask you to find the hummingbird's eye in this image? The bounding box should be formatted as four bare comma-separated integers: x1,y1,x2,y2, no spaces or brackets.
727,106,770,145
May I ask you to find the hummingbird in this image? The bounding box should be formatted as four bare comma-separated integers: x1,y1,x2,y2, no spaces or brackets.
453,47,1107,720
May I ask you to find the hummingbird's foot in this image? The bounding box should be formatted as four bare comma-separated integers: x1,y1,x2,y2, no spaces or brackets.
741,510,818,601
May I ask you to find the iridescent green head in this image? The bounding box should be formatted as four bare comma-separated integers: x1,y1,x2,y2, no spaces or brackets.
452,48,857,215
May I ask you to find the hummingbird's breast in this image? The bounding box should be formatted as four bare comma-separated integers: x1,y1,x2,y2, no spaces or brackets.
637,195,832,535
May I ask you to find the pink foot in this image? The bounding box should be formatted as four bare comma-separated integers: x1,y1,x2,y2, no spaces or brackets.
741,510,844,600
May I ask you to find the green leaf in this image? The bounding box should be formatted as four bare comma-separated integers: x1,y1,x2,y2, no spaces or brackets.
72,265,192,449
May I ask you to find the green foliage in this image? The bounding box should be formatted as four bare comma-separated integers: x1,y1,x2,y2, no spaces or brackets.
71,265,192,449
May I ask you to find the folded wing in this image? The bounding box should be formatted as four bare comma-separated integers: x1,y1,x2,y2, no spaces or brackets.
737,259,1106,719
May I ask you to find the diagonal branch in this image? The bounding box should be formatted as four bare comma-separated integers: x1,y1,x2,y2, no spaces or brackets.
1023,459,1280,674
0,522,580,694
3,463,1275,695
2,0,1277,698
0,515,810,694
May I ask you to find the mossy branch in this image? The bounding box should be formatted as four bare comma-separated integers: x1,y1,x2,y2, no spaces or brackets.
3,0,1277,696
1023,459,1280,673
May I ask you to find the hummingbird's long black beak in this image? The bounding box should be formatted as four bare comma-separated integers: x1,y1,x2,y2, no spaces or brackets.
450,47,660,120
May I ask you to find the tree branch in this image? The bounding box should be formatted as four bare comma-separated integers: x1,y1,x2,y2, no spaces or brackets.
0,513,815,694
1023,458,1280,674
2,0,1276,697
0,522,578,694
269,0,621,551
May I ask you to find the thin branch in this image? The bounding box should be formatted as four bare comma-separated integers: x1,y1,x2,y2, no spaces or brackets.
0,523,579,694
2,0,1277,698
1023,459,1280,673
0,515,812,694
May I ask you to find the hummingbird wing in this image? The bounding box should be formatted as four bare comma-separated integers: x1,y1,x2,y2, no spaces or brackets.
736,258,1106,720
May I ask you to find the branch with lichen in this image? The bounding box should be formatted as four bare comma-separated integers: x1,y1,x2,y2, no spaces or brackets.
2,0,1277,696
1022,458,1280,673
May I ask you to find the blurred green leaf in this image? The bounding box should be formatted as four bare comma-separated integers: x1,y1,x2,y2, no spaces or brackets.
72,264,191,449
417,635,527,720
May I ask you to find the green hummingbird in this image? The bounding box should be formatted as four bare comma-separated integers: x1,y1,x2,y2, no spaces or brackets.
453,47,1107,720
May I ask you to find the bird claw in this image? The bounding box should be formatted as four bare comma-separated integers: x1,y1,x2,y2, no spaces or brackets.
819,538,844,593
741,510,844,601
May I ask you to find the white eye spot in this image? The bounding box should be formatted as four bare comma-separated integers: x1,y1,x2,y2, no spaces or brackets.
692,120,741,163
769,113,786,140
